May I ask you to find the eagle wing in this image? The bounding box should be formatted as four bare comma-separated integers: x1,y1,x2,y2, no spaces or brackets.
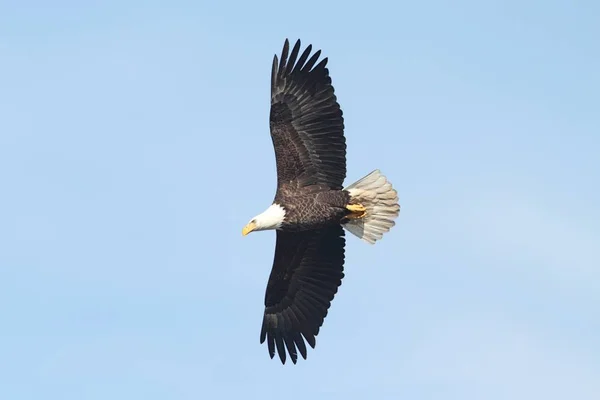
260,225,345,364
270,39,347,192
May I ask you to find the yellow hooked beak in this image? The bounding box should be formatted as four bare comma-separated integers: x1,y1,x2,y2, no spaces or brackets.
242,221,257,236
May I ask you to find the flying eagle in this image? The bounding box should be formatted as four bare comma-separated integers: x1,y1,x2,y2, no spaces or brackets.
242,39,400,364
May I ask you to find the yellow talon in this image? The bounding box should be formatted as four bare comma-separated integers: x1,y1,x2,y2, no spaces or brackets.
346,203,366,219
346,204,366,213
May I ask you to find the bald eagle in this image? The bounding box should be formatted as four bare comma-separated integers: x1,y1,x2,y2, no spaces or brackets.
242,39,400,364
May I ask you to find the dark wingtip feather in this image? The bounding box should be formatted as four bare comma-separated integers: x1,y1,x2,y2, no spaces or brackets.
294,332,308,360
292,44,312,75
260,324,267,344
271,55,279,93
285,39,302,76
303,331,316,349
284,336,298,364
275,332,287,364
302,49,322,73
278,39,290,78
315,57,329,71
267,334,275,359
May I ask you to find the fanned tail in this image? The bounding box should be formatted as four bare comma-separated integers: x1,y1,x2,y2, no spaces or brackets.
342,170,400,244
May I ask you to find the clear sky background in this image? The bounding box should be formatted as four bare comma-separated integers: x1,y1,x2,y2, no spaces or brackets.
1,1,599,399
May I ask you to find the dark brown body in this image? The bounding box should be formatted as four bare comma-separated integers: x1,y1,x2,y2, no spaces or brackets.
275,189,351,232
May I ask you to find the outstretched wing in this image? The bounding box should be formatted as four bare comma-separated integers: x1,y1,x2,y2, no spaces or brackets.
260,226,346,364
270,39,347,192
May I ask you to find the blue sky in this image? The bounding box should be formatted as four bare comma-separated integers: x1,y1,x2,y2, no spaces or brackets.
1,1,598,399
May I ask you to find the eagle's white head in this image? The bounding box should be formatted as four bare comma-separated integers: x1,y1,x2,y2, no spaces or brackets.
242,203,286,236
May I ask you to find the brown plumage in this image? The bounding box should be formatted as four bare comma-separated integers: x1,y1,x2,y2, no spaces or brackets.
242,39,401,364
270,38,347,191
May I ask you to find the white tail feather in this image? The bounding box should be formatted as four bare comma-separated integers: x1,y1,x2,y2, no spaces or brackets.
342,170,400,244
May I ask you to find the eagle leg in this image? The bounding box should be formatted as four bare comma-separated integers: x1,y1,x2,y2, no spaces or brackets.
345,203,366,219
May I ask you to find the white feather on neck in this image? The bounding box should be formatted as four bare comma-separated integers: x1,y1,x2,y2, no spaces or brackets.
252,203,286,231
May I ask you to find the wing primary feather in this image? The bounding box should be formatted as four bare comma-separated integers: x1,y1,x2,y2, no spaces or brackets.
278,39,290,80
301,50,322,73
284,336,298,364
314,57,329,72
293,332,308,359
267,333,275,359
271,55,279,94
275,332,287,364
260,321,267,344
302,331,316,349
293,44,313,75
285,39,301,76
